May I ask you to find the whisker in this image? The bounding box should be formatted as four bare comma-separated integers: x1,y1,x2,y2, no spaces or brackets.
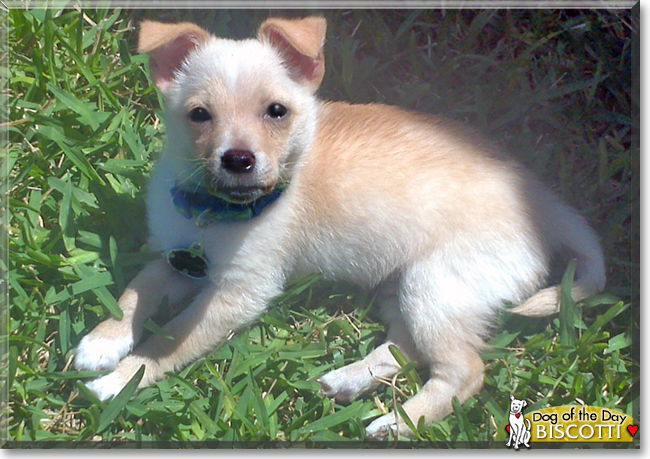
175,158,207,190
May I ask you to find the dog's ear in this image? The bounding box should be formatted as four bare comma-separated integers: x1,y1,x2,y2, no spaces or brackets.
258,16,327,91
138,21,211,93
510,395,515,401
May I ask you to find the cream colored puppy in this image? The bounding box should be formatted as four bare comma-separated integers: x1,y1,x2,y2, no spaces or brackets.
74,17,606,438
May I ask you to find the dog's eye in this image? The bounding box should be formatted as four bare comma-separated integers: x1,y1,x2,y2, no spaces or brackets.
267,103,288,119
188,107,212,123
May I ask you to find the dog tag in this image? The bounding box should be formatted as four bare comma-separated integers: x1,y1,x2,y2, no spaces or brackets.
166,243,209,279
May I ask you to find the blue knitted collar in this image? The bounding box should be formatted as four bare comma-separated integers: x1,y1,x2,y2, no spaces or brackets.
171,183,287,228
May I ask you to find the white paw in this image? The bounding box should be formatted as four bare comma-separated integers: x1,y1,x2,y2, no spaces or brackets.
85,372,128,401
317,363,379,402
74,334,134,371
365,412,400,439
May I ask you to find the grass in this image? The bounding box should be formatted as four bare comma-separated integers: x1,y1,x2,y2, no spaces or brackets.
2,7,638,447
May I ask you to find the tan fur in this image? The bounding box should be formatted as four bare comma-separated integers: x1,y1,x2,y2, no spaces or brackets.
258,16,327,89
137,21,211,91
137,21,210,55
259,17,326,58
290,102,548,290
304,103,533,231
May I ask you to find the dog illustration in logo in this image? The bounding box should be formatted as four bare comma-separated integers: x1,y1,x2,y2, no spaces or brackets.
506,395,532,449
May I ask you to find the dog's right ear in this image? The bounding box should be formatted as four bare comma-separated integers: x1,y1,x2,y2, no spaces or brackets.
510,395,515,401
138,21,211,93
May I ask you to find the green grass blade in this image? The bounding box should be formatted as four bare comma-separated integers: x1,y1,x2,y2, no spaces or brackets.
559,259,578,347
58,178,74,252
248,368,270,435
97,365,145,432
389,344,422,389
584,301,629,341
394,402,423,440
47,83,102,131
294,400,364,436
143,318,175,340
58,308,70,355
452,396,476,444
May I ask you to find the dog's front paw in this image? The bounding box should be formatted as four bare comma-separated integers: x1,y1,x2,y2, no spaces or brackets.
85,371,129,401
365,412,401,439
74,334,134,371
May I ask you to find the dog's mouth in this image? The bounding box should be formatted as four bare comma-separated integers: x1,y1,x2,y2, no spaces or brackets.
211,185,275,204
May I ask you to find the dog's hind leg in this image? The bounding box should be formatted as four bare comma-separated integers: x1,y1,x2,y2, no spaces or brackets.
75,259,199,372
365,256,495,439
318,286,423,402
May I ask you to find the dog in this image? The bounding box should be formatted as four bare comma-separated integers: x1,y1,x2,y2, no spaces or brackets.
74,17,606,439
506,395,532,449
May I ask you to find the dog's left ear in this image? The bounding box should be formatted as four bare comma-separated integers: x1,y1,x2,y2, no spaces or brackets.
258,17,327,91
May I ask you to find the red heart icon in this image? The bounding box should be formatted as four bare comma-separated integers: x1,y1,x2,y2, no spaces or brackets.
627,425,639,437
516,413,521,418
505,425,510,433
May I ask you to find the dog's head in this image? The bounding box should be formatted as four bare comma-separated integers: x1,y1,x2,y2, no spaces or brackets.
509,395,528,414
138,17,326,204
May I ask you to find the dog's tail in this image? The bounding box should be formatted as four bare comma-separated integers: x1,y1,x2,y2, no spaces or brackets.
511,201,606,318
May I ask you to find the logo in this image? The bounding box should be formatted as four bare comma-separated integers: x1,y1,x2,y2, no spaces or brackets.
505,395,532,449
505,395,638,447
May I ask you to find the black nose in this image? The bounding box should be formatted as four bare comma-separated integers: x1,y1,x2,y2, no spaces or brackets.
221,150,255,173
